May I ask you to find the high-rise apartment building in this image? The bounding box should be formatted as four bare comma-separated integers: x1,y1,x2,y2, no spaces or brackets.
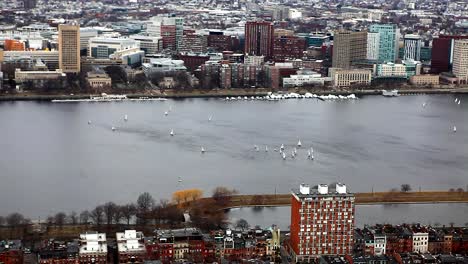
367,32,380,60
244,21,274,59
369,24,399,63
289,183,355,262
431,35,468,74
452,39,468,83
272,36,306,61
58,24,80,73
403,34,422,61
332,31,367,69
147,16,184,51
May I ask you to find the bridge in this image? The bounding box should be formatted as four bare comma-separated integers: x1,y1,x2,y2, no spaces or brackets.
199,191,468,209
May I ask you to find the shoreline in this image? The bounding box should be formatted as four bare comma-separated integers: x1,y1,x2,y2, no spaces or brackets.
0,87,467,101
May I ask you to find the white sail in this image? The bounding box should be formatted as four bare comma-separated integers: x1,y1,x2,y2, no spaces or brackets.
170,129,174,136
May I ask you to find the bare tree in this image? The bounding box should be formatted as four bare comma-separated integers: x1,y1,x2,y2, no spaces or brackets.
69,211,78,225
212,187,238,206
103,202,118,225
6,213,25,227
54,212,67,227
235,219,250,231
90,206,105,227
0,216,5,226
120,204,137,226
46,216,55,226
80,210,90,224
456,188,464,193
137,192,155,225
401,184,412,192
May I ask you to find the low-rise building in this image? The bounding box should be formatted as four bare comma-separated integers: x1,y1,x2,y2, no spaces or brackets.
79,232,107,264
283,70,327,88
409,75,439,86
3,51,59,70
15,69,65,83
413,232,429,253
38,240,79,264
332,69,372,87
87,71,111,89
142,58,186,76
116,230,146,264
375,61,421,79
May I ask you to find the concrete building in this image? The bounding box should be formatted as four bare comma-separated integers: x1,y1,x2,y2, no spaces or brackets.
79,28,99,54
244,55,264,66
58,24,80,73
79,232,107,264
88,37,140,59
283,70,326,88
332,31,367,69
289,183,355,262
409,75,439,86
374,235,386,256
367,32,380,61
14,69,65,83
452,39,468,83
369,24,399,63
142,58,186,76
147,16,184,51
179,33,207,54
404,34,422,61
87,71,111,89
129,35,162,55
332,69,372,87
3,51,59,70
244,21,274,59
109,48,144,67
116,230,146,264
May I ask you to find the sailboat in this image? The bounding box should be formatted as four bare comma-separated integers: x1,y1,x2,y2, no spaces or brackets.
458,100,461,105
265,146,268,152
422,102,426,108
282,152,286,160
311,147,314,153
178,177,182,183
297,140,302,147
293,147,297,155
88,120,92,125
307,150,311,159
453,126,457,133
201,147,205,153
455,98,458,103
291,151,295,158
164,111,168,116
208,115,212,121
111,126,116,131
170,129,174,136
280,144,284,151
254,145,259,151
124,114,128,121
311,154,315,160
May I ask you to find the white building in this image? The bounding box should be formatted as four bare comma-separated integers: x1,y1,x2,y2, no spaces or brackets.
367,32,380,61
147,16,184,50
129,35,163,55
142,58,187,76
374,235,386,255
412,232,429,253
375,61,421,78
452,39,468,83
332,69,372,87
244,55,264,66
88,37,140,59
4,51,60,69
283,70,327,87
116,230,146,262
80,28,99,53
79,232,108,262
403,34,422,61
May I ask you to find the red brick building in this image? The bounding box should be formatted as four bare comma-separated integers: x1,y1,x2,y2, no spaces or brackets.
4,39,25,51
290,183,355,262
273,36,306,62
208,34,239,52
161,25,176,50
177,54,210,72
0,241,23,264
244,21,274,59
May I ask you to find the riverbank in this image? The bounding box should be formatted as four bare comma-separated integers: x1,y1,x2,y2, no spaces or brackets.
1,87,468,101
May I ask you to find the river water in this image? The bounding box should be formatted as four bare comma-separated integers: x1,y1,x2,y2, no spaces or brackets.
0,95,467,224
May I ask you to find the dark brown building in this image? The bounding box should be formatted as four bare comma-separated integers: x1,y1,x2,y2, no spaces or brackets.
273,36,306,62
244,21,274,59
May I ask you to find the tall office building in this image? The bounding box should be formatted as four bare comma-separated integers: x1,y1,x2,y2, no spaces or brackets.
367,32,380,60
332,31,367,69
403,34,422,61
431,35,468,74
58,24,80,73
369,24,399,63
147,16,184,51
289,183,355,262
244,21,274,59
452,40,468,83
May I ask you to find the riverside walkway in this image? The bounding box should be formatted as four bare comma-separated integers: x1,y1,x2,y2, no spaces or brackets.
205,191,468,209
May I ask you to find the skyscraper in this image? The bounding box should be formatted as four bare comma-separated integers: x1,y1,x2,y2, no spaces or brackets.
403,34,422,61
452,39,468,83
289,183,355,262
431,35,468,74
369,24,399,63
244,21,274,59
332,31,367,69
58,24,80,73
147,16,184,51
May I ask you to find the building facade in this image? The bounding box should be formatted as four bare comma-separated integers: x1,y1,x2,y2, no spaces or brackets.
431,35,468,74
369,24,399,63
58,24,80,73
332,31,367,69
88,38,140,59
290,183,355,262
272,36,305,61
452,39,468,83
78,232,107,264
403,34,422,61
116,230,146,264
244,21,274,59
332,69,372,87
409,75,439,86
366,32,380,61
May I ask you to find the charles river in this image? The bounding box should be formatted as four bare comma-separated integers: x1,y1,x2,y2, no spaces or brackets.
0,94,467,228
